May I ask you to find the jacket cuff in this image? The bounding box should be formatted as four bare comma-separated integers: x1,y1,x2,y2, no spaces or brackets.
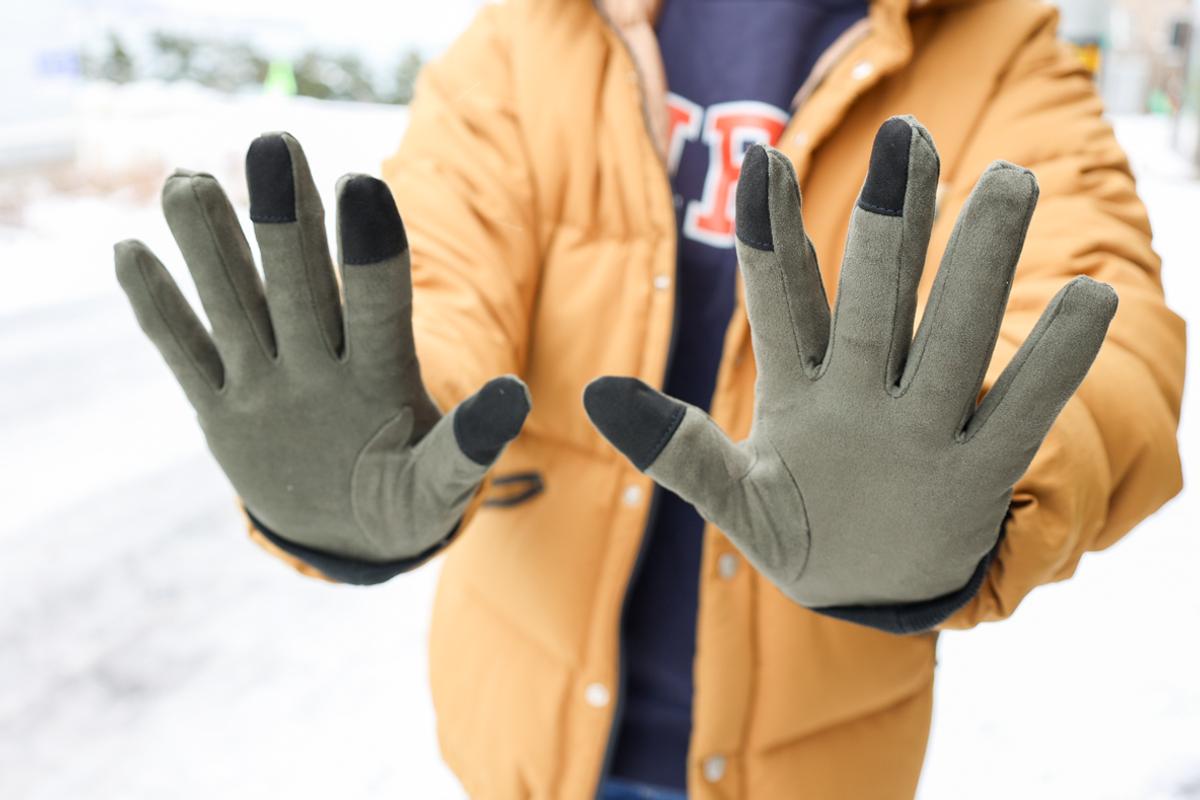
244,508,457,586
808,528,1006,635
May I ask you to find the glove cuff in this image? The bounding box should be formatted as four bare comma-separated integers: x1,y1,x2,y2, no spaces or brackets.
808,529,1004,635
245,508,457,585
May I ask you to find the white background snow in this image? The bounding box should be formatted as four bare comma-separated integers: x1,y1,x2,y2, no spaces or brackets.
1,55,1198,800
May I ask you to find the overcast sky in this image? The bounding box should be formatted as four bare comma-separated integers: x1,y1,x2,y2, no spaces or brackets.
63,0,484,61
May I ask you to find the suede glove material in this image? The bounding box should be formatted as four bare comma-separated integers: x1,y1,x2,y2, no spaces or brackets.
584,117,1117,627
116,133,529,580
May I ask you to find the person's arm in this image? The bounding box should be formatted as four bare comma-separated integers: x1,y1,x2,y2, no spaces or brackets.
382,2,541,412
938,17,1186,628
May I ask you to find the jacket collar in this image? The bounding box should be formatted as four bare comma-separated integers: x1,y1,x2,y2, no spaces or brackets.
593,0,971,160
599,0,978,29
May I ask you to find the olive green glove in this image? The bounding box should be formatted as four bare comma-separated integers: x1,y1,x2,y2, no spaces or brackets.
116,133,529,583
584,117,1117,632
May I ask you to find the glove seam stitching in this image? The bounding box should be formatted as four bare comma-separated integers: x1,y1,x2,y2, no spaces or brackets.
763,436,813,583
737,233,772,250
772,248,814,383
890,201,966,401
953,170,1040,436
883,190,911,396
189,178,277,362
857,198,903,216
646,403,687,469
134,256,224,394
293,217,344,362
350,408,416,556
804,239,829,374
958,280,1072,444
766,150,823,381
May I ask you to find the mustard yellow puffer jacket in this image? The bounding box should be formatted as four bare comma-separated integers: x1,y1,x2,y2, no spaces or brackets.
252,0,1186,796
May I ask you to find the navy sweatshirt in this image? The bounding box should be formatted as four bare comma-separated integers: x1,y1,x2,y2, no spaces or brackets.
609,0,869,790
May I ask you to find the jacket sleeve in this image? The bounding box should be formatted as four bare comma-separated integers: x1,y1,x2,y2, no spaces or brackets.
940,16,1186,628
247,3,539,579
381,2,540,412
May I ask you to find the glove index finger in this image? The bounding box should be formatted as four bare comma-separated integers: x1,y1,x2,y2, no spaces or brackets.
336,174,420,381
735,145,829,403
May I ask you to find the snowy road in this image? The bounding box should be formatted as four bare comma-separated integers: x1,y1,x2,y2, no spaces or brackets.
1,93,1197,799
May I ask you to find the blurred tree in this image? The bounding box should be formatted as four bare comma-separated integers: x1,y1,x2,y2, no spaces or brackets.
329,54,378,102
293,51,336,100
82,33,136,84
388,50,424,104
294,51,379,102
151,32,195,82
193,41,268,93
79,30,424,106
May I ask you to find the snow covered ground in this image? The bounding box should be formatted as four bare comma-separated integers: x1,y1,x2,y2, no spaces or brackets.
0,87,1196,799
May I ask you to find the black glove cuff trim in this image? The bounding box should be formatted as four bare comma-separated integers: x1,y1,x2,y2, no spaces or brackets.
809,528,1005,635
246,508,457,586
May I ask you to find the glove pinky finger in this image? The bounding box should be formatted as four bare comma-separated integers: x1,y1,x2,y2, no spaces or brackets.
966,276,1117,468
115,239,224,405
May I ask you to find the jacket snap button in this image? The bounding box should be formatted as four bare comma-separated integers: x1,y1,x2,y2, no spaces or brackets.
584,682,610,708
653,274,671,291
703,754,727,782
851,60,874,81
717,553,739,580
622,485,643,506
